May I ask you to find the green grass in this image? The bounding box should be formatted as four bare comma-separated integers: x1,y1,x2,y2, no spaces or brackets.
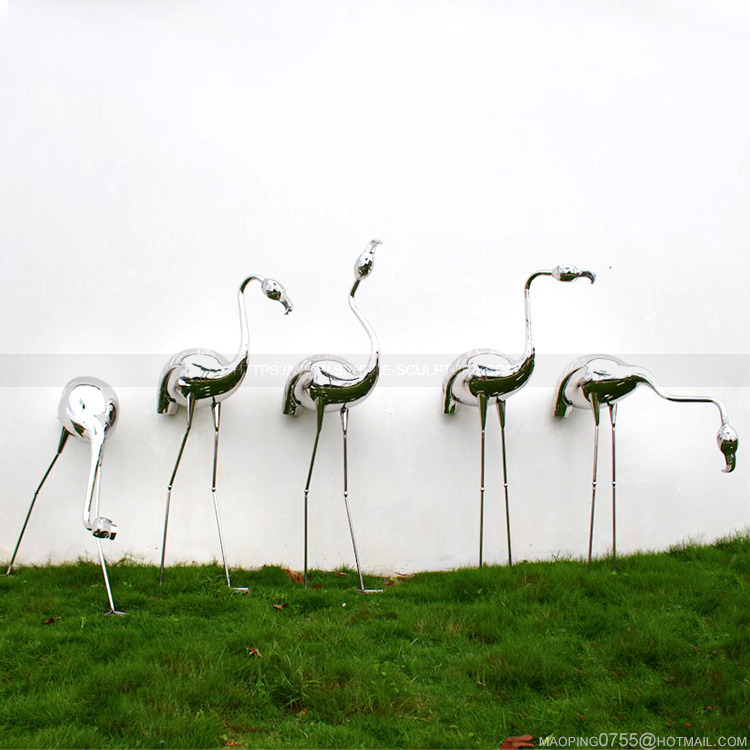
1,537,749,749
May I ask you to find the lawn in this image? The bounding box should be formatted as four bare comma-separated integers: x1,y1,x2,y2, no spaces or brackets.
1,536,749,749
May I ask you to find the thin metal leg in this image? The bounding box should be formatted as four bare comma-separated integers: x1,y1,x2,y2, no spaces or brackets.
91,448,123,614
497,399,512,566
339,409,383,596
96,538,125,616
587,398,601,568
341,408,364,591
210,400,240,590
159,396,195,586
303,400,325,588
477,392,488,567
5,429,69,576
609,403,618,572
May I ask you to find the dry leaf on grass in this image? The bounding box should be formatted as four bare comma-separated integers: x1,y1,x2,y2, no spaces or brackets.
245,647,263,658
500,735,534,749
384,571,413,586
283,568,304,584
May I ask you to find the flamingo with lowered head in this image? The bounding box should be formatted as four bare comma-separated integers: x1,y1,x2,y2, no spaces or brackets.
283,240,383,592
157,274,293,588
443,264,596,567
5,377,124,615
553,354,738,570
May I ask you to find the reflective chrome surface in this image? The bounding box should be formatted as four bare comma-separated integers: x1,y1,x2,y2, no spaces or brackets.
443,264,596,567
283,240,384,593
5,377,124,616
553,354,739,570
157,275,293,588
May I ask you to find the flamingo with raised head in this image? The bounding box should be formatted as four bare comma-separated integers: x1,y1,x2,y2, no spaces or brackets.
443,264,596,567
553,354,738,569
157,274,293,587
5,377,124,615
283,240,383,592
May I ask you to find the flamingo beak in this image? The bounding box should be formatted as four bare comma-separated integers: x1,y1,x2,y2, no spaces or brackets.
552,265,596,283
718,424,738,473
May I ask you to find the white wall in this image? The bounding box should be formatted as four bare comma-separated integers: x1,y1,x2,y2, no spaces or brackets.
1,0,748,573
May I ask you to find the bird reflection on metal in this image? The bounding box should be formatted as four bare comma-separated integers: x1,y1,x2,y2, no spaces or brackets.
283,240,384,593
553,354,738,570
443,265,596,567
157,275,293,588
5,377,124,615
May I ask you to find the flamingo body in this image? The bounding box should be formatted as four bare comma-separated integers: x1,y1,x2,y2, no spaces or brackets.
158,349,244,414
59,377,118,442
443,349,534,413
553,355,645,415
284,356,379,414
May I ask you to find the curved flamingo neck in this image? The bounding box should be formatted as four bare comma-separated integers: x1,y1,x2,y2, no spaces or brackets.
519,272,546,368
83,431,105,531
349,280,380,376
639,370,729,424
230,275,263,371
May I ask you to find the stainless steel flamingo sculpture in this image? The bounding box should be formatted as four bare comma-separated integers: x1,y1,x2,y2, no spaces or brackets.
283,240,383,592
5,377,124,615
443,265,596,567
553,354,738,570
157,275,293,588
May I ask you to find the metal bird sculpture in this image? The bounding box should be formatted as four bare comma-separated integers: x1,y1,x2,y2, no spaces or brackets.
443,264,596,567
157,274,293,587
5,377,124,615
283,240,383,592
553,354,738,569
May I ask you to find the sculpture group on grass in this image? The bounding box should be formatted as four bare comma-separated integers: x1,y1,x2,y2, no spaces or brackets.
2,242,740,613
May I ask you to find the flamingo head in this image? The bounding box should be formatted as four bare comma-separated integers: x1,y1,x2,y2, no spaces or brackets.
262,277,293,315
717,423,738,473
552,264,596,284
354,239,382,281
91,516,118,540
